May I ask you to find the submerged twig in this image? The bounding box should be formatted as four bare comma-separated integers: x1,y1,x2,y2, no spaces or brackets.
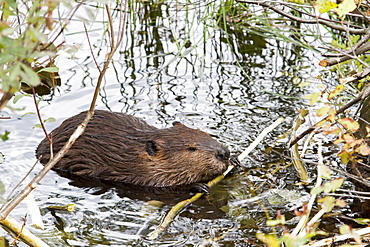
147,117,285,240
290,109,310,182
291,142,324,237
0,216,48,247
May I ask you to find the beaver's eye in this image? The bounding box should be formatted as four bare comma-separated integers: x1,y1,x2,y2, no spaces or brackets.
187,147,197,152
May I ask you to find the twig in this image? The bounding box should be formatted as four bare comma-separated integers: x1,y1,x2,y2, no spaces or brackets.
3,158,39,204
339,67,370,84
147,118,285,240
322,27,370,58
330,167,370,188
324,193,370,200
84,23,101,73
289,86,370,147
0,216,48,247
319,42,370,67
32,86,52,148
10,215,26,245
336,188,370,195
238,118,285,160
302,226,370,247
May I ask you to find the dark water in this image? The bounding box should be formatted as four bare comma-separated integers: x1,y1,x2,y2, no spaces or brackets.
0,1,326,246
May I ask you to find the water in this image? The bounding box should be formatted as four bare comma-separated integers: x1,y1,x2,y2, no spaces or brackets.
0,1,326,246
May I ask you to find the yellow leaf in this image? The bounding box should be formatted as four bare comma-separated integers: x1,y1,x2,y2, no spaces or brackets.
303,92,321,105
327,107,336,122
319,196,335,212
256,233,280,247
366,126,370,137
319,164,331,179
343,133,355,143
323,127,341,135
315,119,327,128
321,122,332,130
338,150,350,164
314,0,338,13
328,84,344,100
335,0,357,18
317,105,329,116
336,199,347,207
356,144,370,155
339,225,351,234
338,117,360,131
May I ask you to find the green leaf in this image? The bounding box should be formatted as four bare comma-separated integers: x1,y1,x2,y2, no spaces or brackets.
33,124,42,129
324,178,344,193
354,218,370,225
45,117,56,122
317,105,329,117
319,196,335,212
267,216,285,226
0,131,10,141
311,185,324,195
336,199,346,207
13,94,31,104
37,67,59,73
256,233,280,247
19,63,40,86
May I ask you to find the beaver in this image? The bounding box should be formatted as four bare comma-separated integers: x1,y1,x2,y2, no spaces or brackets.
36,110,234,190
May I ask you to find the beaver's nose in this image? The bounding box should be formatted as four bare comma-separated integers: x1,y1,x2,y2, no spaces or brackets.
216,146,230,162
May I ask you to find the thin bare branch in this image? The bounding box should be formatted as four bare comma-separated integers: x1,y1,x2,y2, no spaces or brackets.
320,42,370,67
32,86,51,145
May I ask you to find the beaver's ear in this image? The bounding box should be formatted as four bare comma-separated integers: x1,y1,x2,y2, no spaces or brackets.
146,140,160,156
172,121,184,127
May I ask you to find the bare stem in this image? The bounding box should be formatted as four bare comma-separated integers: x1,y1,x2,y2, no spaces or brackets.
32,86,52,145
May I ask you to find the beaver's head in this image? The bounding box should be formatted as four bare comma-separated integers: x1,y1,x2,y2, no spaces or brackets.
139,122,230,187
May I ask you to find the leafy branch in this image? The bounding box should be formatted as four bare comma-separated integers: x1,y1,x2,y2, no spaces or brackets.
0,2,127,246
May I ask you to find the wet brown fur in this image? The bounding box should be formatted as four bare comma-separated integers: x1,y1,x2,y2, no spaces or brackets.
36,110,230,187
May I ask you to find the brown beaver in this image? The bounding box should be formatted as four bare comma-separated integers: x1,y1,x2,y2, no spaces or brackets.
36,110,233,189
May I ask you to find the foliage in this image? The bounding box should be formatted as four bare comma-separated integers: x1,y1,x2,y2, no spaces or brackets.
224,0,370,245
0,130,10,141
257,165,347,246
0,0,65,107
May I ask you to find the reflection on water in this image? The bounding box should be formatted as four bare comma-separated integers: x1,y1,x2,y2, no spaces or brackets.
0,0,321,246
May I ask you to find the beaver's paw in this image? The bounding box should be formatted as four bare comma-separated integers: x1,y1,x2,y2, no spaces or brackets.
191,183,210,194
230,155,242,168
